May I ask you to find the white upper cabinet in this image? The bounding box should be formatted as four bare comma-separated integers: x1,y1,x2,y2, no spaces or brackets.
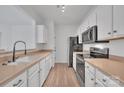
79,19,89,40
88,10,97,27
96,5,113,40
83,19,89,32
36,25,47,43
113,5,124,36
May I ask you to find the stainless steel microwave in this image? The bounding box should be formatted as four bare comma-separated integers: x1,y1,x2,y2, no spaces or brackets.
82,25,97,43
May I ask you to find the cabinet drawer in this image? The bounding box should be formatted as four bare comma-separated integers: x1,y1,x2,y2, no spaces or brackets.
28,63,39,76
96,69,120,87
85,62,95,75
95,79,105,87
96,69,109,85
4,71,27,87
107,79,121,87
85,70,95,87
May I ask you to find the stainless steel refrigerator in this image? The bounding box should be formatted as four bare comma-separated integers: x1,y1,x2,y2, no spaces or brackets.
68,36,82,67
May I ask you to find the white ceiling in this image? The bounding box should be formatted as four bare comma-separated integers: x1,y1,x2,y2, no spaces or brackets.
22,5,93,25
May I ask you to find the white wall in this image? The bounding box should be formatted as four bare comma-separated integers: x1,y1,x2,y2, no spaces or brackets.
0,6,36,51
11,25,36,50
0,24,36,51
55,24,78,63
0,25,12,50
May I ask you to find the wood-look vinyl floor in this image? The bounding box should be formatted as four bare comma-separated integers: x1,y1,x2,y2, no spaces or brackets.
43,63,80,87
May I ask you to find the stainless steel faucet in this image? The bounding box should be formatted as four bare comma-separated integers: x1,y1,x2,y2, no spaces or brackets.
12,41,27,62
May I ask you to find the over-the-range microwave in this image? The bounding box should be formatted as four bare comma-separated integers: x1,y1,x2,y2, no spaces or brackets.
82,25,97,43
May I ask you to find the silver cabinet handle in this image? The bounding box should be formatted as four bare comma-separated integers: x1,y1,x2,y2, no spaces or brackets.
13,80,22,87
102,79,106,82
91,78,94,81
107,32,111,35
95,82,98,85
113,30,117,33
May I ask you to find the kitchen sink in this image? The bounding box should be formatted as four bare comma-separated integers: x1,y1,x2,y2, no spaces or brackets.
16,55,41,63
4,55,41,66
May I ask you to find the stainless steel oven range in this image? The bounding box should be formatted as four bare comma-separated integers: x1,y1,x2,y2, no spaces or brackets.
76,47,109,87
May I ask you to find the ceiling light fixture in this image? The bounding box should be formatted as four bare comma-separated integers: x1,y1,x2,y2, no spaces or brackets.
62,5,65,9
57,5,66,13
61,5,66,13
62,9,65,12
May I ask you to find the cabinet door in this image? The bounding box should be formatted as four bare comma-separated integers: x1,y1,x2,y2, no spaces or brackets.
97,5,113,40
96,69,121,87
37,25,47,43
82,19,89,32
113,5,124,36
89,11,97,27
28,71,40,87
44,56,50,79
85,70,95,87
51,51,55,67
40,59,46,86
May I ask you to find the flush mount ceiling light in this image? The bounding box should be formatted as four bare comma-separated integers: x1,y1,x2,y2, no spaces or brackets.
62,5,65,9
57,5,66,13
62,9,65,12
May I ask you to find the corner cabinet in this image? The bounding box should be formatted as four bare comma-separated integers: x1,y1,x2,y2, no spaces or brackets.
36,25,47,43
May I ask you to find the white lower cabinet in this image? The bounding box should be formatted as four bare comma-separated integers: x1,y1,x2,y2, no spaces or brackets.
4,71,27,87
40,53,53,86
2,52,54,87
27,63,40,87
28,70,40,87
85,62,122,87
96,69,120,87
95,79,105,87
40,58,46,86
85,69,95,87
50,52,55,68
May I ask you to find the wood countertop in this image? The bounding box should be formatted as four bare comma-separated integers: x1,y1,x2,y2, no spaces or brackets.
85,58,124,84
0,50,53,86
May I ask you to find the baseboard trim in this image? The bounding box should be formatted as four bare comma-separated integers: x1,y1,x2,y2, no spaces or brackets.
55,61,68,63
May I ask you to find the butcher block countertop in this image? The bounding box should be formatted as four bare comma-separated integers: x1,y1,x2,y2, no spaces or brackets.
85,58,124,84
0,49,53,86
